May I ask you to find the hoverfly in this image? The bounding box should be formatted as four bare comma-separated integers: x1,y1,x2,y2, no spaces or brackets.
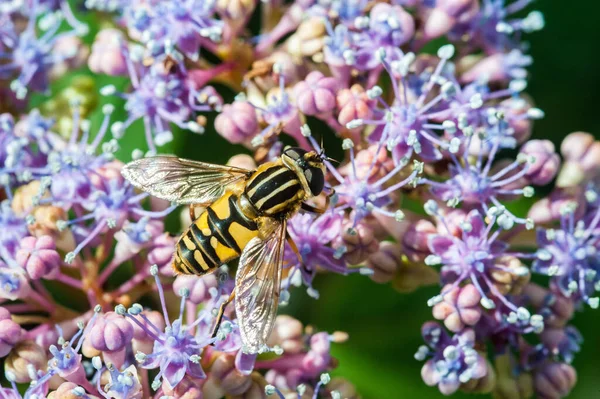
121,147,329,353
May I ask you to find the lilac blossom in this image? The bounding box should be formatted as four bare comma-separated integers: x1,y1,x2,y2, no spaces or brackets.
0,0,87,99
416,322,488,395
123,266,213,390
424,207,537,323
533,202,600,308
101,61,220,152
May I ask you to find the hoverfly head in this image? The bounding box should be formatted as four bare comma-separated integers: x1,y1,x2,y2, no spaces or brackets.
282,147,325,197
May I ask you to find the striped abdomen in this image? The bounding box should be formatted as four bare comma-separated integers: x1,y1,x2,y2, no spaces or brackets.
244,162,305,216
173,192,258,275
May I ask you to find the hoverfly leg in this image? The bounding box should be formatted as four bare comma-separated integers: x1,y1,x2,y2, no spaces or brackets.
210,291,236,341
286,233,302,265
300,202,325,214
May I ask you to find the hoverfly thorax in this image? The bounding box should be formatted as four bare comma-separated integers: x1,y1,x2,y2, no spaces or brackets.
281,147,326,198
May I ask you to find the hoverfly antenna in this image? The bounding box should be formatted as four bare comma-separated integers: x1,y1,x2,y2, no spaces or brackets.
325,156,340,164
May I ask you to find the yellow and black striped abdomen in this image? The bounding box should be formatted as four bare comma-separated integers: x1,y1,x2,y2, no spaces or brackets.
244,163,305,216
173,192,258,275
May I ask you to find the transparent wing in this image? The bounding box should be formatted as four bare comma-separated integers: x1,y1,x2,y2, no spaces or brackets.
121,156,251,204
235,220,286,354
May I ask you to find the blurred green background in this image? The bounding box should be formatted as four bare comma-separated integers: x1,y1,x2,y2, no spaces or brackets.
44,1,600,398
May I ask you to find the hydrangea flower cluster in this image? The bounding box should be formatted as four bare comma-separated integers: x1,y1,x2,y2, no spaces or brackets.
0,0,595,398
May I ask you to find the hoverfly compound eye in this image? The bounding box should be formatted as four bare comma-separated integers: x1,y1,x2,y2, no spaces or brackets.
283,147,306,161
304,166,325,196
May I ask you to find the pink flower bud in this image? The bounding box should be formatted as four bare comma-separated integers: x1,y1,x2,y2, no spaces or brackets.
340,222,379,265
50,36,89,79
557,132,600,186
293,71,339,116
367,242,401,283
460,53,511,83
114,220,164,262
227,154,257,171
173,274,218,305
147,234,177,274
340,145,394,182
48,382,100,399
302,333,331,377
502,98,533,145
209,353,253,395
337,85,374,138
528,187,584,224
159,375,203,399
267,315,304,354
215,101,259,145
5,340,47,383
16,236,61,280
90,161,125,190
523,284,574,328
90,312,133,368
88,29,127,76
402,220,437,262
432,284,482,332
534,362,576,399
520,140,560,185
0,307,21,357
422,0,479,39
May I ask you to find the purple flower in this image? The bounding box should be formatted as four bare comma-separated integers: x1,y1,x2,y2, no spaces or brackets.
350,3,415,71
425,208,535,321
285,211,370,295
533,203,600,308
102,63,216,152
118,0,223,61
92,361,143,399
0,261,30,301
48,307,100,392
420,134,536,225
0,1,87,99
458,0,544,52
0,201,29,259
319,136,418,226
416,322,488,395
123,266,213,390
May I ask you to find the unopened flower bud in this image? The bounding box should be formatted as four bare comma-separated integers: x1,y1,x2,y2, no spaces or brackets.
16,235,61,280
88,29,127,76
293,71,339,116
340,222,379,265
4,340,47,383
520,140,560,185
215,101,258,145
432,284,482,332
90,312,134,369
267,315,304,354
534,362,576,399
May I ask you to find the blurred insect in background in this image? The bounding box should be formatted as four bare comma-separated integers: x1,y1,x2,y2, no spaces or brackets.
121,147,331,353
